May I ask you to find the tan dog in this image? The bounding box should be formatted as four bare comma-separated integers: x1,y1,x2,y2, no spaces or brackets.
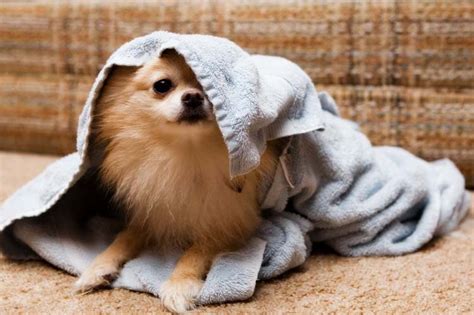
74,50,281,313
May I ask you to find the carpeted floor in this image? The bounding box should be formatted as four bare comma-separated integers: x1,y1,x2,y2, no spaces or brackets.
0,151,472,314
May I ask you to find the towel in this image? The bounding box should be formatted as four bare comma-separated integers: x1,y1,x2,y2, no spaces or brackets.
0,31,470,305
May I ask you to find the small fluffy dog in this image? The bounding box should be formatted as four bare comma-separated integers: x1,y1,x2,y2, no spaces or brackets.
75,50,281,313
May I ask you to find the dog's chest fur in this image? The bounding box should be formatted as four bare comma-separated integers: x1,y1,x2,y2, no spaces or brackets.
99,133,272,248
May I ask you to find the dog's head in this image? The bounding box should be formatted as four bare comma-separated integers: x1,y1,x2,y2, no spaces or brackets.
133,50,213,125
96,49,219,143
132,49,213,125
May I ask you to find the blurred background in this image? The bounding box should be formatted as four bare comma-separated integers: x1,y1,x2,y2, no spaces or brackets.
0,0,473,187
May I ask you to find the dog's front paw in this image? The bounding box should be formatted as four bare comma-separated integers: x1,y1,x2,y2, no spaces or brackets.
74,262,120,294
159,277,204,313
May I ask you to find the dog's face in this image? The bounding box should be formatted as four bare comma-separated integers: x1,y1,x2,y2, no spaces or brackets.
96,50,221,144
132,50,213,125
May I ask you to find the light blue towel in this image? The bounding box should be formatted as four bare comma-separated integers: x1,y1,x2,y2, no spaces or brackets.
0,31,470,305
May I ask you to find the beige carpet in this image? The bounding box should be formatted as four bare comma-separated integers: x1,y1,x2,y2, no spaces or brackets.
0,151,472,314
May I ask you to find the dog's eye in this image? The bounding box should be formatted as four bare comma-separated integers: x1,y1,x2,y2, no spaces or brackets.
153,79,173,94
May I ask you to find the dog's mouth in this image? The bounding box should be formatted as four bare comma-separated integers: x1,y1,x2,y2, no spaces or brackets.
177,108,208,124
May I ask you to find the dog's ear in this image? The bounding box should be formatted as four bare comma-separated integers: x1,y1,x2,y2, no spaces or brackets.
161,48,180,58
95,66,138,113
227,175,246,193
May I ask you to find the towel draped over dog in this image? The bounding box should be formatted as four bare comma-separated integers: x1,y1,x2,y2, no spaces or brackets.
0,32,470,304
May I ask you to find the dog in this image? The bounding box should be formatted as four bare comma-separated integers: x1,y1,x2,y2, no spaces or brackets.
74,49,282,313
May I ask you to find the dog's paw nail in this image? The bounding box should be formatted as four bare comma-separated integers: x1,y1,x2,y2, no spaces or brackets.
73,263,119,294
159,278,204,313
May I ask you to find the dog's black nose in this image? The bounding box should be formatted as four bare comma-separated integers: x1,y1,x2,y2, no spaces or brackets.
181,92,204,109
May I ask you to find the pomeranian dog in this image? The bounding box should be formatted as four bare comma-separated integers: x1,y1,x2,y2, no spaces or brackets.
74,49,281,313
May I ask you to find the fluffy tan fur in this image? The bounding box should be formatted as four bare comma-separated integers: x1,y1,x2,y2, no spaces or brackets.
75,51,281,313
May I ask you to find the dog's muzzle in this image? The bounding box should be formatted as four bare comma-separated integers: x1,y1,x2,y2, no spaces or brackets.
179,91,208,123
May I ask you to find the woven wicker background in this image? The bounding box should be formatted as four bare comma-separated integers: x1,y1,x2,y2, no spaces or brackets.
0,0,473,187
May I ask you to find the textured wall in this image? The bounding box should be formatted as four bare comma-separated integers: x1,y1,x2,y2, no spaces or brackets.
0,0,473,186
